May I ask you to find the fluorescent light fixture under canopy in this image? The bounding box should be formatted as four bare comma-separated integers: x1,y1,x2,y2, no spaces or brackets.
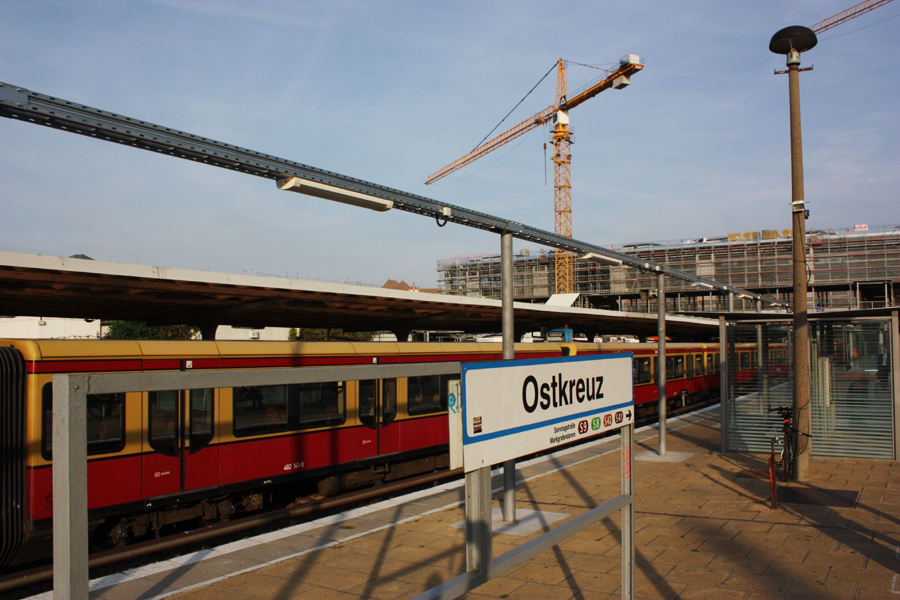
277,177,393,212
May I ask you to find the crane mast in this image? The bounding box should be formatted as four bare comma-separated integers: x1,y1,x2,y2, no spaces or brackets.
551,60,574,293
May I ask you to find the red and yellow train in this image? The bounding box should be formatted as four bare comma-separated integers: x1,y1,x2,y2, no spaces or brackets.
0,338,727,568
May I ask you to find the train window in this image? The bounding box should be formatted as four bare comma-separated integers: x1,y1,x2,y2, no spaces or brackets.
296,382,345,428
695,355,705,376
739,352,751,370
407,375,455,415
232,383,345,437
232,385,290,437
707,353,717,374
634,357,652,385
189,388,214,453
666,356,685,379
149,390,180,457
41,383,126,460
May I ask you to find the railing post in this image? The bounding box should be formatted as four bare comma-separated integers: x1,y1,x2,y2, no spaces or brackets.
892,311,899,461
621,424,635,599
52,373,89,600
465,466,493,577
657,273,667,456
719,317,729,453
501,231,516,522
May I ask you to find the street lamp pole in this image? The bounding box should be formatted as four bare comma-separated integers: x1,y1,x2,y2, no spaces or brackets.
770,26,817,482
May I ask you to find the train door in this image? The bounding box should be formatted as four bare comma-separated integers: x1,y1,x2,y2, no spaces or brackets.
357,378,399,460
690,354,704,394
142,389,218,499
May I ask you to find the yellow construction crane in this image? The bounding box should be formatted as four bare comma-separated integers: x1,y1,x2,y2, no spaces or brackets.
425,56,644,294
811,0,894,32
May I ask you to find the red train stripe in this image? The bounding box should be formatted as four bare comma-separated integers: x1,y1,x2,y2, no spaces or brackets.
27,359,143,374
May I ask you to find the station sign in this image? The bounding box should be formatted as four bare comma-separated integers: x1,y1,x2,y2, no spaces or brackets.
453,353,633,472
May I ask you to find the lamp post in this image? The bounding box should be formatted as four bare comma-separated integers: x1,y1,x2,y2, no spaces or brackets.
769,25,817,482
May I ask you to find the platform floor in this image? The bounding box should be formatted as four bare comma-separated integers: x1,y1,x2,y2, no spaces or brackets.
39,406,900,600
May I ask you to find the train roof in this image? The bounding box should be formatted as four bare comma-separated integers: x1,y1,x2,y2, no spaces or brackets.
1,338,725,363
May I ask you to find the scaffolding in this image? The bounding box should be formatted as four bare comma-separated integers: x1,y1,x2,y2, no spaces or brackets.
437,225,900,313
438,250,554,300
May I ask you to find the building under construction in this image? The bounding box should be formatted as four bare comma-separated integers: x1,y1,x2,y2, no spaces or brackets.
437,225,900,313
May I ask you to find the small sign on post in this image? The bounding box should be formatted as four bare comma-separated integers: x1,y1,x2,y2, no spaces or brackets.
460,353,633,472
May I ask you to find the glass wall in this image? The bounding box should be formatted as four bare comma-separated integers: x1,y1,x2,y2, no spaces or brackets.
725,317,895,459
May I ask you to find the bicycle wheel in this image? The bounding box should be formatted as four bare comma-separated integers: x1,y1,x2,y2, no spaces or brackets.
782,442,793,482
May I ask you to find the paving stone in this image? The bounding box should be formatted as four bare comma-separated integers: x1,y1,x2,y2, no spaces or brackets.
675,585,748,600
763,559,830,583
827,565,897,588
504,580,587,600
663,565,731,587
651,549,717,569
804,548,869,569
782,580,862,600
721,572,791,595
345,576,420,600
168,587,256,600
220,574,313,599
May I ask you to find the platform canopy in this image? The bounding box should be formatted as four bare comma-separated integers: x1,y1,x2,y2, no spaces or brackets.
0,251,717,341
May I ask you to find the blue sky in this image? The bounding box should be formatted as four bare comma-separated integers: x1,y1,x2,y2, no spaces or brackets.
1,1,897,288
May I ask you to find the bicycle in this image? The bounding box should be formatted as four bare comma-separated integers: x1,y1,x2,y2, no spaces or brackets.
768,405,795,483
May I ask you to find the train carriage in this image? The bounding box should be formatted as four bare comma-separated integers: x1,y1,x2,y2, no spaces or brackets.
0,338,719,568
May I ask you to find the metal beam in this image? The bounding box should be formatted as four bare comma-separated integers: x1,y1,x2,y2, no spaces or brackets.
0,81,782,307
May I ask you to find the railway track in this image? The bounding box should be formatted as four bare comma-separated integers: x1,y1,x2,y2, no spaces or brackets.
0,399,717,598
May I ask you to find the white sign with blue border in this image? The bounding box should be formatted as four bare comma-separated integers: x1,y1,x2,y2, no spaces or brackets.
460,353,633,472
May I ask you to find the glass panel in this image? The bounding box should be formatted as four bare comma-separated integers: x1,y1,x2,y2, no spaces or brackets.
407,375,451,415
382,379,397,425
359,380,377,429
666,356,685,379
809,321,893,459
232,385,289,437
296,382,345,428
725,319,894,460
635,357,652,384
41,383,126,459
190,388,214,453
695,355,705,376
149,390,179,457
359,379,397,426
42,383,51,460
87,393,125,455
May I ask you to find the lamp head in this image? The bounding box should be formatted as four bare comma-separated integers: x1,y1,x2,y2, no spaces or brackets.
770,26,817,65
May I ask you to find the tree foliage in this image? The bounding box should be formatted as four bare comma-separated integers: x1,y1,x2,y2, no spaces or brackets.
104,321,198,340
291,328,374,341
